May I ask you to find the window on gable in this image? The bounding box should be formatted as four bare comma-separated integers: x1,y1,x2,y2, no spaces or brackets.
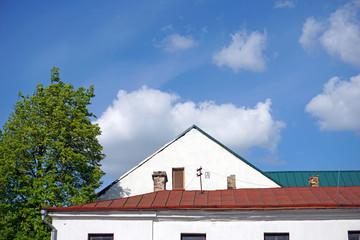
173,167,184,190
349,231,360,240
181,233,206,240
88,233,114,240
264,233,289,240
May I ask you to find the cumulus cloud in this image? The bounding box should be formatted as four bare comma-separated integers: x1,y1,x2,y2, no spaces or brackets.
299,17,324,52
305,74,360,132
160,34,197,52
213,30,267,72
274,0,296,9
95,87,285,178
299,0,360,67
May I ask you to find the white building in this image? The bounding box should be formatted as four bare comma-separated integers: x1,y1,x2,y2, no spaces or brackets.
44,186,360,240
42,125,360,240
98,125,280,200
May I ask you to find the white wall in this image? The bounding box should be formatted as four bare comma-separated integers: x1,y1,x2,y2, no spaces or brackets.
54,218,153,240
50,209,360,240
99,128,279,200
155,220,360,240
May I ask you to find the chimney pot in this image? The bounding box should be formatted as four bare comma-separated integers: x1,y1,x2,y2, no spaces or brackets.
227,174,236,189
308,175,319,187
152,171,168,192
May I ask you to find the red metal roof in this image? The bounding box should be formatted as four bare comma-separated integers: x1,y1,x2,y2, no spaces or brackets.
44,187,360,212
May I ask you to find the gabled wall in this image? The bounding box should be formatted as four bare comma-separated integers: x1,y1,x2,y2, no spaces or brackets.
98,127,279,200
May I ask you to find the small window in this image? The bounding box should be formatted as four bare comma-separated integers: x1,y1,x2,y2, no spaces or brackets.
264,233,289,240
173,168,184,190
88,233,114,240
181,233,206,240
349,231,360,240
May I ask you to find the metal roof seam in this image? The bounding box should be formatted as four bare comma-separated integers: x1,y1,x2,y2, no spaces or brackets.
150,192,158,207
179,191,184,206
109,199,115,209
323,173,331,187
164,191,170,207
270,188,278,206
309,187,320,204
350,187,360,198
355,172,360,184
349,172,356,186
244,189,250,206
122,196,130,207
284,187,294,206
258,188,264,205
322,187,336,204
347,187,360,204
296,188,308,205
309,187,321,204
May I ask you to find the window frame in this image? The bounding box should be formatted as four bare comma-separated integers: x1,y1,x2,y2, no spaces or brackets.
348,231,360,240
172,167,185,190
264,232,289,240
88,233,114,240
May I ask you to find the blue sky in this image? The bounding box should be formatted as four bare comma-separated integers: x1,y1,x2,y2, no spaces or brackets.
1,0,360,189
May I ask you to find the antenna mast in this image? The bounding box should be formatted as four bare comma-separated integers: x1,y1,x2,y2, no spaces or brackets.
197,167,203,193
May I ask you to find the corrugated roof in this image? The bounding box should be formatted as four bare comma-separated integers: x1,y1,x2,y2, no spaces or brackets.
45,186,360,212
264,171,360,187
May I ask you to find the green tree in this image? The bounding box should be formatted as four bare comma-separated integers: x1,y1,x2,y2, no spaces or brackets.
0,68,105,239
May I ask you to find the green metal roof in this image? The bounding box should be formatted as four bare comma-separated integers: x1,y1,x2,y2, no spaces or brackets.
264,171,360,187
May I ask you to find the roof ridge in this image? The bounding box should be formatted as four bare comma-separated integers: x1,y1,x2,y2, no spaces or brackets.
188,125,282,187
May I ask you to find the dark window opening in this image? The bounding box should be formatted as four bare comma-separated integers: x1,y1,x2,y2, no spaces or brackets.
349,231,360,240
181,233,206,240
88,233,114,240
264,233,289,240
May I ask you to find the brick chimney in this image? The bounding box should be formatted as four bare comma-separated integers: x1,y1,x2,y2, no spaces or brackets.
308,175,319,187
227,174,236,189
152,171,168,192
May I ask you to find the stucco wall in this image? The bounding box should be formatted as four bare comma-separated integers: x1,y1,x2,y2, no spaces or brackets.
155,220,360,240
54,218,153,240
99,128,279,200
50,210,360,240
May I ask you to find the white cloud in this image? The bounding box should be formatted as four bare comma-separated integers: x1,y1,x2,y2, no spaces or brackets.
299,17,324,52
274,0,295,9
160,34,197,52
299,0,360,67
305,74,360,132
95,87,285,178
213,30,267,72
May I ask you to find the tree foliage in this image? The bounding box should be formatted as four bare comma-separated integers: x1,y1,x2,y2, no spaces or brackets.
0,68,105,239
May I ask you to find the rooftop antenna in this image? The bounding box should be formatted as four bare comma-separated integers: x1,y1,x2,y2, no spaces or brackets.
197,166,203,193
337,169,340,194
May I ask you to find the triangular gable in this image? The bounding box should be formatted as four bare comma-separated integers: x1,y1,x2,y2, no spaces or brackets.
190,125,283,187
98,125,281,199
